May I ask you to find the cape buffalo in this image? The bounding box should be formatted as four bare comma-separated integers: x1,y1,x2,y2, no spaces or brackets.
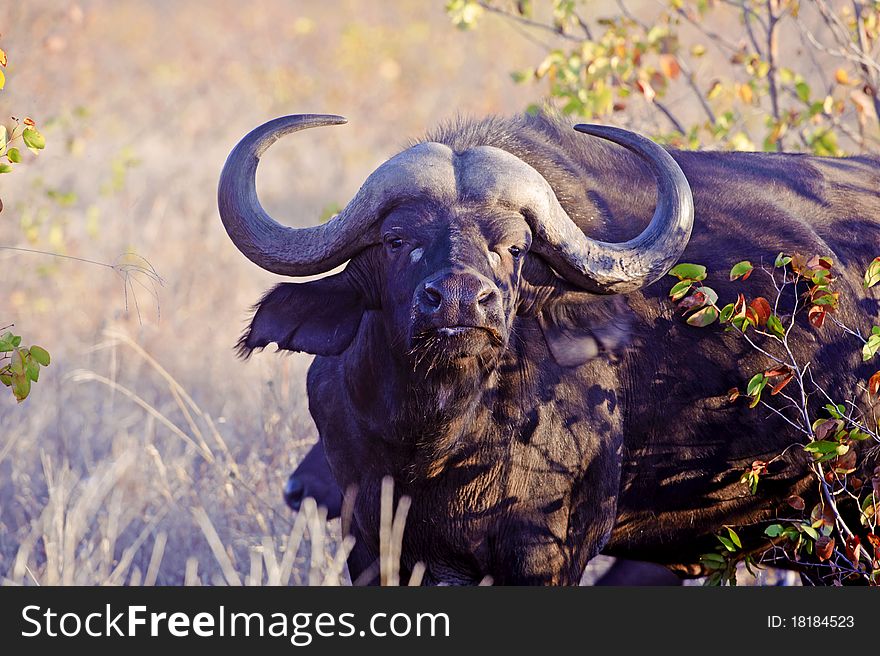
219,112,880,585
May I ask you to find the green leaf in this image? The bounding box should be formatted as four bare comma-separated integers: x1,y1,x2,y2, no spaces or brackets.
812,294,837,306
29,345,50,366
719,303,735,323
25,357,40,383
727,527,742,549
863,334,880,361
804,440,840,455
746,373,766,397
0,333,16,351
22,127,46,151
795,80,811,102
0,163,12,174
765,524,784,537
718,536,737,552
7,147,21,163
864,257,880,289
668,263,707,281
774,253,792,268
767,314,785,339
729,261,753,281
824,403,845,419
686,305,719,327
12,372,31,402
699,552,726,568
800,524,819,540
10,348,25,375
669,279,694,301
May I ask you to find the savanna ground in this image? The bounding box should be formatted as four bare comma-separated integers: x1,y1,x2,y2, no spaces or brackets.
3,0,868,585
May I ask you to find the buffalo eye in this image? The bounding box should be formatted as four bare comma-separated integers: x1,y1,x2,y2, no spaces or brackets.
388,237,404,251
508,245,523,259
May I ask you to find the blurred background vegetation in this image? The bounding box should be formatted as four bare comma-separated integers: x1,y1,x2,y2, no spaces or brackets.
0,0,877,585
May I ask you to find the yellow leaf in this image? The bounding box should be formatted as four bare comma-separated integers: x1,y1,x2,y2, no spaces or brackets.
706,80,722,100
834,68,849,85
0,69,4,91
0,47,7,67
823,95,834,113
659,54,680,80
738,83,753,104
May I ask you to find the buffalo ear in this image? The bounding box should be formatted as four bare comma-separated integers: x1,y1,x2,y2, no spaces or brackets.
238,271,367,357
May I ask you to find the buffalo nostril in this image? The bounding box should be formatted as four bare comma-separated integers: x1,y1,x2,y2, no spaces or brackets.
423,283,443,308
284,475,305,511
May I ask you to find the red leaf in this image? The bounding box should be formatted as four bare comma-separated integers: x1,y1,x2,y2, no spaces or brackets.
832,447,857,474
770,373,793,395
811,502,836,528
814,419,843,441
789,253,809,274
807,254,833,271
866,533,880,561
764,365,791,378
745,307,760,326
808,305,827,328
786,495,806,511
727,387,741,402
678,291,707,312
816,536,835,562
845,535,862,564
749,297,772,326
869,371,880,397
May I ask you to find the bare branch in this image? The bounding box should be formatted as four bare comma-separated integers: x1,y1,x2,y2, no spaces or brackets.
476,1,584,43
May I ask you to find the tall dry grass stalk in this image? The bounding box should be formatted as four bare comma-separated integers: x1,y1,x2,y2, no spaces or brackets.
2,328,355,586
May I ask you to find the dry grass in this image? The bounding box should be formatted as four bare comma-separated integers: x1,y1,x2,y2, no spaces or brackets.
0,0,542,586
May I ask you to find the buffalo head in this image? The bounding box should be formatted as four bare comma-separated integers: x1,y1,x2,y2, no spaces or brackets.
219,114,693,376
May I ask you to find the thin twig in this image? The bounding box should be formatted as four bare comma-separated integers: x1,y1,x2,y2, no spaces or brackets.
476,1,584,43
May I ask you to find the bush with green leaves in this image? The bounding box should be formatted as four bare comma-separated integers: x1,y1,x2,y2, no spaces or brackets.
1,39,51,403
668,255,880,585
447,0,880,154
0,329,50,403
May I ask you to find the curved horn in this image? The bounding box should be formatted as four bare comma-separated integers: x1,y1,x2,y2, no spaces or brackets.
529,124,694,294
218,114,395,276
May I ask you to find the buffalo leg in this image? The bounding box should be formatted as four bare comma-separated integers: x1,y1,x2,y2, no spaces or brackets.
346,519,381,585
593,559,682,586
284,440,343,518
